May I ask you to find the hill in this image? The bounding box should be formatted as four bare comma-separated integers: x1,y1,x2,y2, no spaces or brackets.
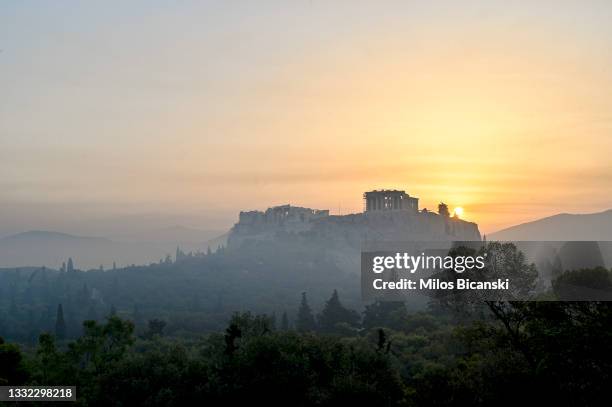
489,209,612,241
0,229,220,269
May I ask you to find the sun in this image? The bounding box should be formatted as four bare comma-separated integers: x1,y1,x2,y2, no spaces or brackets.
453,207,464,218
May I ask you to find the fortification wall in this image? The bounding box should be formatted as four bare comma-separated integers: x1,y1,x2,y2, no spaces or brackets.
228,206,480,248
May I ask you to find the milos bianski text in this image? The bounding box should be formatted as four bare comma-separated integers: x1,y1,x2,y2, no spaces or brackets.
372,278,510,291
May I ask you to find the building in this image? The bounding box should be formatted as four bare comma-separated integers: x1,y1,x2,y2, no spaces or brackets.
238,204,329,225
363,190,419,212
229,189,481,248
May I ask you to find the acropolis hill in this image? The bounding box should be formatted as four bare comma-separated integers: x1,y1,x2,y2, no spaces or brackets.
228,190,481,248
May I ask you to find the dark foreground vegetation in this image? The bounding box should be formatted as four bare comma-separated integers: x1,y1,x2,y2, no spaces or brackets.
1,243,611,406
1,299,611,406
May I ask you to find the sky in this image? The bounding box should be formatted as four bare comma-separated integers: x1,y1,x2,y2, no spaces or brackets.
1,0,612,236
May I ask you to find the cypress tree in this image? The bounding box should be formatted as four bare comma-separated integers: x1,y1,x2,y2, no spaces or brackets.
86,304,98,322
66,258,74,273
281,311,289,330
317,289,360,333
132,304,143,328
55,304,66,340
269,312,277,331
296,292,316,332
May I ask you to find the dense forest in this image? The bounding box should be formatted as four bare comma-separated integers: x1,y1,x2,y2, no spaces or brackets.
1,243,612,405
2,298,611,405
0,240,361,343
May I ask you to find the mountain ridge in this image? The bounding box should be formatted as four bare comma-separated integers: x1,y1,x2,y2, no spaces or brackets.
2,230,111,242
490,209,612,241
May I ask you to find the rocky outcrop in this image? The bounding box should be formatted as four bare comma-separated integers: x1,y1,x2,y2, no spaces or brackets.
228,204,480,249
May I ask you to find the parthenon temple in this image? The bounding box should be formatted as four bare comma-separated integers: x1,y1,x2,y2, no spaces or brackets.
363,190,419,212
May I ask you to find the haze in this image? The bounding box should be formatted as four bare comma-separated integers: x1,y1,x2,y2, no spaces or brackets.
2,0,612,236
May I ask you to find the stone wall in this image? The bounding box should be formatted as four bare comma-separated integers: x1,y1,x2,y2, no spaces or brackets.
228,205,481,249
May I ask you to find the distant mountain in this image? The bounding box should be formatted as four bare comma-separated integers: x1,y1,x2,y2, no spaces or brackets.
4,230,111,243
0,231,118,269
0,228,225,269
489,209,612,241
111,226,223,245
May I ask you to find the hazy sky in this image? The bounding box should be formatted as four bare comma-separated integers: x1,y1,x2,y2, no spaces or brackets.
1,0,611,235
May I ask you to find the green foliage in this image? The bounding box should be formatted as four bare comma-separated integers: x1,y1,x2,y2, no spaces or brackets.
431,242,538,319
317,290,360,334
145,319,167,339
7,316,405,406
0,241,361,342
0,336,28,385
55,303,66,340
363,301,408,330
0,297,610,406
31,333,69,385
67,258,74,273
552,267,612,300
296,292,317,332
2,257,612,405
227,311,274,338
280,311,289,330
67,316,134,375
211,329,404,405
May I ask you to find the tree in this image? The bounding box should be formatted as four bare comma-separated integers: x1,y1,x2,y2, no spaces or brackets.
227,312,273,338
35,333,67,384
474,301,612,405
132,304,143,328
55,304,66,340
317,289,360,333
362,301,407,330
551,252,563,279
296,292,316,332
552,267,612,301
0,337,28,385
431,242,538,316
281,311,289,330
224,323,241,356
376,328,391,354
86,304,98,322
68,316,134,374
270,312,277,330
176,246,186,262
145,319,167,338
67,258,74,273
78,284,90,307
